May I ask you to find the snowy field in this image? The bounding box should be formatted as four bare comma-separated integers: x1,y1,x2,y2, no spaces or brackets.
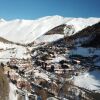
0,42,30,63
74,70,100,92
34,34,64,44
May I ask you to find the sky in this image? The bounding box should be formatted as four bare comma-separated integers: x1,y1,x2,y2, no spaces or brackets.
0,0,100,20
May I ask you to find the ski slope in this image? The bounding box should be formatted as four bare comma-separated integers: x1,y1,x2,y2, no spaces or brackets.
0,16,100,44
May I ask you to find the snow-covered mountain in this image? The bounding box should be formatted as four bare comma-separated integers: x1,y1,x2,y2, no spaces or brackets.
0,16,100,100
0,15,100,44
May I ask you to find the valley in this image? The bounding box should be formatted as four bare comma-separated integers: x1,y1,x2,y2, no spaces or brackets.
0,16,100,100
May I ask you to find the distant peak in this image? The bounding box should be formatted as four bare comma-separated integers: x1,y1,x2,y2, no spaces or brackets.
0,18,6,22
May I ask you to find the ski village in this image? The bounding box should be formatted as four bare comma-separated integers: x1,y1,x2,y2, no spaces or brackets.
0,16,100,100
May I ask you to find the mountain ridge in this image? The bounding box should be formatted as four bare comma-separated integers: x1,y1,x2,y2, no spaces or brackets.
0,15,100,44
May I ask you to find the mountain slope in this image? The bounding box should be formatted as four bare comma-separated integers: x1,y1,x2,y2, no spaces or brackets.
0,16,100,44
65,22,100,47
0,16,100,100
0,16,67,44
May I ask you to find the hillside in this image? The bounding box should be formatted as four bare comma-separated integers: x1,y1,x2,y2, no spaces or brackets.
65,22,100,47
0,16,100,100
0,16,100,44
0,37,12,43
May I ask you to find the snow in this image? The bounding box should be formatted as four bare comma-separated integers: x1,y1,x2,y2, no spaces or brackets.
68,47,100,67
35,34,64,44
9,83,18,100
64,25,75,36
49,55,66,63
25,90,29,100
0,15,99,100
0,16,67,44
0,42,30,62
66,17,100,34
69,47,100,57
0,18,6,23
0,16,100,44
47,97,59,100
34,70,50,81
73,70,100,92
